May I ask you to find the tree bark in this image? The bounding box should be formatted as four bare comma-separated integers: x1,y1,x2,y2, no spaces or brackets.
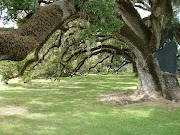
0,0,77,61
115,0,180,101
135,53,180,101
117,27,180,101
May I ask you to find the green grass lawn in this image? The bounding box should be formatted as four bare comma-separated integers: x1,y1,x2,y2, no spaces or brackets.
0,73,180,135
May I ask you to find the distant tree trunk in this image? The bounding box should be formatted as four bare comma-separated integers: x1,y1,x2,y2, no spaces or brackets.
132,62,138,77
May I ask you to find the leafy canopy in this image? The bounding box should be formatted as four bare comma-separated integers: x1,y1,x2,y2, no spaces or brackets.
73,0,124,35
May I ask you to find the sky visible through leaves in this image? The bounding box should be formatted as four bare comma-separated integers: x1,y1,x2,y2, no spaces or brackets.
0,7,153,28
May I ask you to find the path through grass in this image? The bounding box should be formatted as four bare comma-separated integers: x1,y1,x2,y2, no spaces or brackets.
0,73,180,135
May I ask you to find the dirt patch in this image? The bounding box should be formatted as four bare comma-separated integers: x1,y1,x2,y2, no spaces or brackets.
0,107,27,115
99,92,180,111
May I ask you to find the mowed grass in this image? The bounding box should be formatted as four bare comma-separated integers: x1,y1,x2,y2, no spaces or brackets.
0,73,180,135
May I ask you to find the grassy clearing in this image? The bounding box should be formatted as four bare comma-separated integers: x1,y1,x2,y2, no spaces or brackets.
0,73,180,135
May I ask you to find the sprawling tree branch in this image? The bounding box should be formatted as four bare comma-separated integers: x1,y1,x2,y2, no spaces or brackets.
116,0,152,45
88,55,111,73
31,30,65,70
0,0,77,61
65,44,131,62
72,49,115,75
113,61,131,73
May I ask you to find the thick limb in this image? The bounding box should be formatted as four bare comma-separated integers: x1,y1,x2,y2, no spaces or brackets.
0,0,77,61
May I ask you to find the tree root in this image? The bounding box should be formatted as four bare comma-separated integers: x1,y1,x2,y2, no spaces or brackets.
99,91,180,110
99,90,162,105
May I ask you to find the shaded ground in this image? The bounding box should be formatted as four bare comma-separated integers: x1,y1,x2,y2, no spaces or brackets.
0,73,180,135
99,92,180,111
98,76,180,109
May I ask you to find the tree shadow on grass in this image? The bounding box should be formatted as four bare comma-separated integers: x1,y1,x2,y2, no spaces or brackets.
0,102,180,135
2,75,167,135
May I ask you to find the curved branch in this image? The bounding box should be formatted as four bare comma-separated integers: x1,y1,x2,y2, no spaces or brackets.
113,61,131,73
72,49,115,75
8,46,41,80
32,31,63,69
135,5,149,11
61,40,85,59
8,25,63,80
88,55,111,73
109,53,115,69
116,0,152,44
0,0,77,61
66,44,131,62
32,44,59,69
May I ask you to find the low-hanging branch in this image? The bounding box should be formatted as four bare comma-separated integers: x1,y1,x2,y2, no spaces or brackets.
109,53,115,69
88,55,111,73
105,53,116,74
7,14,83,81
7,29,64,81
66,44,135,75
8,44,42,80
32,44,59,70
71,49,115,75
61,40,85,59
32,31,63,69
113,61,131,73
0,0,77,61
65,44,131,62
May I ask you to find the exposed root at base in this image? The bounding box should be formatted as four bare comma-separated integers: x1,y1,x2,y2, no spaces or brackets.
99,90,159,105
99,91,180,110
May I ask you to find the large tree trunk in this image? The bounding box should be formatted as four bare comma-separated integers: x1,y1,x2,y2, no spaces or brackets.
115,0,180,101
116,26,180,101
134,51,180,101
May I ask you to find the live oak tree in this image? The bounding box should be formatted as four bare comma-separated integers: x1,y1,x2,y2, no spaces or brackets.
0,20,135,81
48,20,135,77
0,0,180,101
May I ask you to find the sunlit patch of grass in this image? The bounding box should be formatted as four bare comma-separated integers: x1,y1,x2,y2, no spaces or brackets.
121,108,154,118
0,74,180,135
